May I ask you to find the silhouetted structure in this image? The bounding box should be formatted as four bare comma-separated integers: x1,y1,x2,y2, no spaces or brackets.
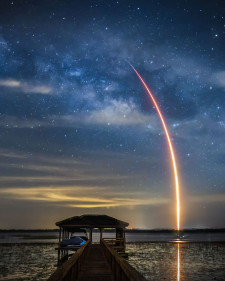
56,214,128,264
49,214,147,281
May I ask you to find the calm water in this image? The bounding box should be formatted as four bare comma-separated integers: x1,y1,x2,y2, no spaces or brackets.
0,232,225,280
127,242,225,281
0,244,57,281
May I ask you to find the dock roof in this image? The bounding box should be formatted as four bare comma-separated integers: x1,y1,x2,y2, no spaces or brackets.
56,214,129,230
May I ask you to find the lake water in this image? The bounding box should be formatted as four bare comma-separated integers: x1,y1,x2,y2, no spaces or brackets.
0,231,225,280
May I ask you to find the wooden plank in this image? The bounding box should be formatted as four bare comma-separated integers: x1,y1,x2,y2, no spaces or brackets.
77,244,114,281
48,239,147,281
101,239,148,281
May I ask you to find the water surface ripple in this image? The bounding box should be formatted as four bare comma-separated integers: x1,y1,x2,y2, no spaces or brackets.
1,232,225,280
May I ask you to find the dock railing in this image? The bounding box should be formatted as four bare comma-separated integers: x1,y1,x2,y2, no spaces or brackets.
102,237,125,250
101,238,147,281
47,239,90,281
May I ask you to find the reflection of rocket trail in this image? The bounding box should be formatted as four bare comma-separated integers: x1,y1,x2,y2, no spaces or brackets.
177,243,180,281
130,64,180,230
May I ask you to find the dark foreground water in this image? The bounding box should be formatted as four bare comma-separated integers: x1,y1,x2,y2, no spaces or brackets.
0,244,57,280
128,242,225,281
1,232,225,281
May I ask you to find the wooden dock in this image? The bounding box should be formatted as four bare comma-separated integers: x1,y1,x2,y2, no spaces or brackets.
77,244,114,281
48,239,147,281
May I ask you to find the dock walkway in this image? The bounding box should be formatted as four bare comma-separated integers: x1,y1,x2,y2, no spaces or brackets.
77,244,114,281
48,239,147,281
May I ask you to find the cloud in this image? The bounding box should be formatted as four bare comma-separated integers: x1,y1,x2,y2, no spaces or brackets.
0,149,28,159
0,186,170,208
189,193,225,203
0,35,8,50
22,84,52,94
0,148,132,190
0,97,161,129
211,71,225,88
0,79,21,87
0,115,46,128
84,99,154,126
0,78,52,94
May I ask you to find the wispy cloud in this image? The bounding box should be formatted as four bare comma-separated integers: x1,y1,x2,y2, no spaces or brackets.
0,78,52,94
189,193,225,203
0,79,21,87
0,98,161,130
0,186,170,208
0,149,28,159
0,148,131,190
211,71,225,88
84,99,153,126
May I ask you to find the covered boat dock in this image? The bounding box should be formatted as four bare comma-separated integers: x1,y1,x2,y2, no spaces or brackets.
56,214,129,264
48,214,147,281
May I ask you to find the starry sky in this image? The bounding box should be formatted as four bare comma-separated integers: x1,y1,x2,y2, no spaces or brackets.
0,0,225,229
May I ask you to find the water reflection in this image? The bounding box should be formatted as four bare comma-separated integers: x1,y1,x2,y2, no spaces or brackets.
177,243,180,281
175,238,188,281
1,238,225,280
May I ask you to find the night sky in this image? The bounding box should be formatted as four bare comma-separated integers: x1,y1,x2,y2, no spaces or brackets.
0,0,225,229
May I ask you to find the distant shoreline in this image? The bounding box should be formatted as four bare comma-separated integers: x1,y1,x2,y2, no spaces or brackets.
1,228,225,233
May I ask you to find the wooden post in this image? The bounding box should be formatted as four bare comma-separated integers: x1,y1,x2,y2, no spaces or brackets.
116,228,125,250
116,228,122,238
57,227,62,264
89,228,92,242
59,228,62,247
100,228,103,240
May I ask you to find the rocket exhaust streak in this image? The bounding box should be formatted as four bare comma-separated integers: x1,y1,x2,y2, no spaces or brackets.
130,64,180,231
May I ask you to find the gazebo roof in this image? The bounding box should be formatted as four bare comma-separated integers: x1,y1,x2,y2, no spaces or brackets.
56,214,129,230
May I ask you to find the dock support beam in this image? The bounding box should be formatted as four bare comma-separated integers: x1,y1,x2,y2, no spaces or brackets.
89,228,93,242
116,227,125,250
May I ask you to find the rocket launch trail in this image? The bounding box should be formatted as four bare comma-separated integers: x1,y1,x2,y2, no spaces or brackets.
130,64,181,230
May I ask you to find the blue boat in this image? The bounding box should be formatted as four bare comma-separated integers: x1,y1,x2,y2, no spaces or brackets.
60,236,87,247
60,229,88,248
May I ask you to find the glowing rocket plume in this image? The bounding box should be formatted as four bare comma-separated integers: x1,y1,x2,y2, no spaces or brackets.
130,64,180,230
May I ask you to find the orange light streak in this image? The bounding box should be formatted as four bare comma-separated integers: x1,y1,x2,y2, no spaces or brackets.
177,243,180,281
130,64,180,230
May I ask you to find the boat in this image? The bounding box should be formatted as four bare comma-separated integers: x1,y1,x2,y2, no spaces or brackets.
60,229,88,249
